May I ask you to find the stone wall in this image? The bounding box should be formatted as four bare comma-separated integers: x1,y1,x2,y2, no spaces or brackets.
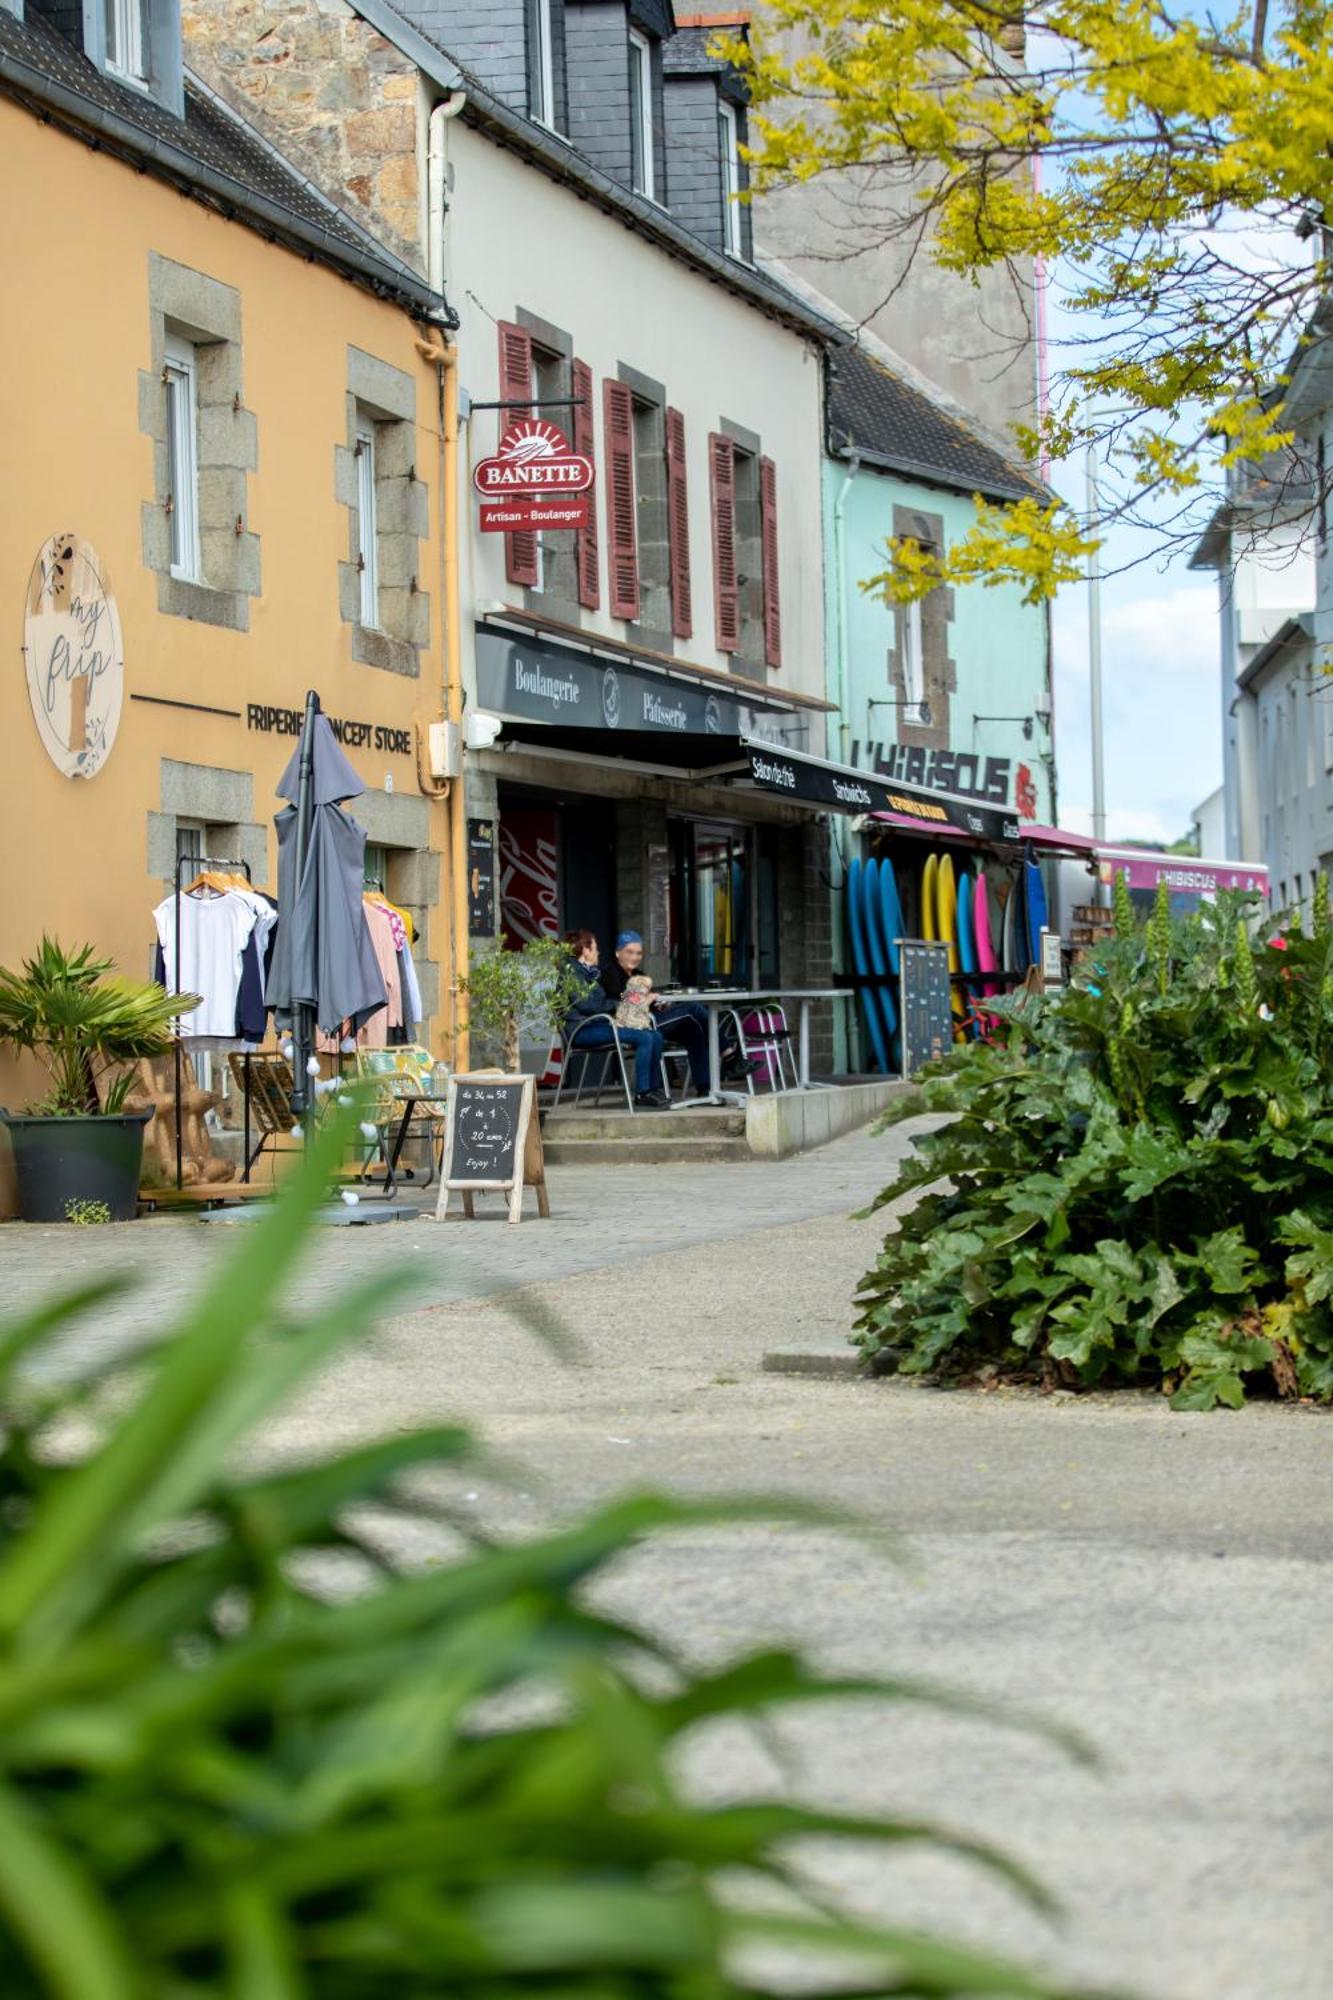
180,0,423,272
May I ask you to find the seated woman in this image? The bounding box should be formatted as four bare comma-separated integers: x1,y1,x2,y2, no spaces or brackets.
562,930,668,1109
599,931,754,1094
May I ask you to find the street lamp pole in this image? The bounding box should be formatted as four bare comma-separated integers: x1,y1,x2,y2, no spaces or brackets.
1086,444,1107,859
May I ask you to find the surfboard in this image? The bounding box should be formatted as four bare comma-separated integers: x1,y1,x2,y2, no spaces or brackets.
922,853,939,943
876,856,904,1067
863,857,898,1052
1025,857,1048,966
974,870,1000,997
846,856,889,1075
957,869,977,1035
936,851,963,1020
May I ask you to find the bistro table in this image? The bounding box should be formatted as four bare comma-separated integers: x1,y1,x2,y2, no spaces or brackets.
659,988,854,1103
361,1088,449,1198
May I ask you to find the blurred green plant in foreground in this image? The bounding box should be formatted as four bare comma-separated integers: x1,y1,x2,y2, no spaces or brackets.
0,1104,1106,1998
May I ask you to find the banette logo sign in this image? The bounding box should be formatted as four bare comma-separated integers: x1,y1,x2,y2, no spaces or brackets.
23,533,124,780
474,420,594,534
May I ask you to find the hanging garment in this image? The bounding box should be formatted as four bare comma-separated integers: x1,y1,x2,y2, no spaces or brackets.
359,899,404,1050
154,891,257,1041
268,722,387,1037
397,943,423,1030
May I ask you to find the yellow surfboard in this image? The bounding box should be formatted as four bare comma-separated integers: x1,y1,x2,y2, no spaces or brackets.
936,851,963,1019
921,853,938,942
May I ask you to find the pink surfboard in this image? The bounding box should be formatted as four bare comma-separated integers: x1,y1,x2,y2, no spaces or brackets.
973,871,1000,998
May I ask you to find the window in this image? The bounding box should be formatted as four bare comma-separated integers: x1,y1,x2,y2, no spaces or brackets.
105,0,147,84
901,598,926,722
718,100,743,258
163,333,200,583
529,0,556,128
629,29,655,200
356,424,379,628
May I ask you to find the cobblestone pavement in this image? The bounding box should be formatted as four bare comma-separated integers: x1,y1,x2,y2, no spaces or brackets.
4,1119,1330,1998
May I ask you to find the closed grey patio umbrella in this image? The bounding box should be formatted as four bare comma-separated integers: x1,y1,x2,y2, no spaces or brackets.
268,691,387,1120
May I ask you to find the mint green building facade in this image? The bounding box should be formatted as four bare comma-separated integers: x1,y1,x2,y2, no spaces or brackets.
822,345,1055,1068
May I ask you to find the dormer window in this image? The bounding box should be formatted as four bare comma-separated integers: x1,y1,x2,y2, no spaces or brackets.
105,0,147,85
718,99,743,258
529,0,557,129
83,0,184,117
629,28,655,200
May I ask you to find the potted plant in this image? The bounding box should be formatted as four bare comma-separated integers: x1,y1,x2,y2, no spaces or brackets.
0,938,199,1222
462,935,581,1074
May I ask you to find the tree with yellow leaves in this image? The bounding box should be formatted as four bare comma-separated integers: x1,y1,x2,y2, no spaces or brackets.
725,0,1329,600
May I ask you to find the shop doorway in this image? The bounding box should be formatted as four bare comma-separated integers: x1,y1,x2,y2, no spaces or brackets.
497,786,616,951
668,818,780,989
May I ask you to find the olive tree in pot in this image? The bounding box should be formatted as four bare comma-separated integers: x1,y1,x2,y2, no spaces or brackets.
462,935,580,1075
0,938,199,1222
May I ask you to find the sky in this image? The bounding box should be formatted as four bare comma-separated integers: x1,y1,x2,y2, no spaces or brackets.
1047,507,1222,848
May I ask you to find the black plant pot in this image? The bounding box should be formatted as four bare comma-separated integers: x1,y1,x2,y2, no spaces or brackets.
1,1110,152,1223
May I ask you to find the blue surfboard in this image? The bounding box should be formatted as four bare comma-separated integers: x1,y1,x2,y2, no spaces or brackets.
1025,857,1048,966
846,856,889,1074
863,857,898,1057
878,856,904,1067
956,869,976,1034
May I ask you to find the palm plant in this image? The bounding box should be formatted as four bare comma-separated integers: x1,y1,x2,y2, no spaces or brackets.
0,937,197,1115
0,1101,1105,1998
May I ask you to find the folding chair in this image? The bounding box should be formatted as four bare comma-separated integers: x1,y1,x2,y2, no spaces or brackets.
552,1014,637,1112
722,1005,801,1094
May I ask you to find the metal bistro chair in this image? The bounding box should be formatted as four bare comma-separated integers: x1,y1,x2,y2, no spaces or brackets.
722,1004,801,1095
552,1014,637,1113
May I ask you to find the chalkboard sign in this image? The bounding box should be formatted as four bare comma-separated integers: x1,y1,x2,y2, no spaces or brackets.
898,940,953,1078
467,819,496,936
435,1073,540,1223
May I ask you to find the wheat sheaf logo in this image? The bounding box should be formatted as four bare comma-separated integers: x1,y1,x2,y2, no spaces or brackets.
474,420,595,495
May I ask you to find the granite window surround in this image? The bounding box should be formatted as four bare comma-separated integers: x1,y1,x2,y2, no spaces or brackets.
619,360,672,648
887,501,956,750
139,254,260,633
336,347,430,678
721,416,764,676
514,308,582,619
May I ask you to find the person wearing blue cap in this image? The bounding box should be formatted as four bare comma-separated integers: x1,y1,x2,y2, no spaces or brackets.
561,930,668,1106
601,931,753,1094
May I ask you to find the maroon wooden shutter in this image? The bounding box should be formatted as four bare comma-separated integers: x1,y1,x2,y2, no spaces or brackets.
759,453,781,669
571,358,600,609
603,378,640,622
665,405,692,641
497,320,537,587
708,432,738,653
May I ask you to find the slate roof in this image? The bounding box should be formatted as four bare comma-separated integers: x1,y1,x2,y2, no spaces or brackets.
0,6,451,321
827,342,1048,505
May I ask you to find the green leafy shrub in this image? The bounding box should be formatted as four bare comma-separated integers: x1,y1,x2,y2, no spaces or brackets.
0,937,198,1116
856,887,1333,1410
0,1104,1097,1998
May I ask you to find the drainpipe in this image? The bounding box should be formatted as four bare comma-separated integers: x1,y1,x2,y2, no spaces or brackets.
832,451,860,772
419,88,468,1067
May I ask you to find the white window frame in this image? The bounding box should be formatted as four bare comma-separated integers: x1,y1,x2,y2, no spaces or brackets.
629,29,655,201
105,0,148,86
718,99,743,259
900,597,926,723
530,0,556,130
356,424,380,629
164,333,201,583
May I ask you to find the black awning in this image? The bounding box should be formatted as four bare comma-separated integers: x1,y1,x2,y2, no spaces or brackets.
496,721,747,773
739,741,1022,840
492,719,1022,838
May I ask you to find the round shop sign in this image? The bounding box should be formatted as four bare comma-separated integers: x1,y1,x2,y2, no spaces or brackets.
22,532,124,779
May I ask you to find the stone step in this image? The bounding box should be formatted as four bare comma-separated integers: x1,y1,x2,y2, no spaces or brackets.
542,1108,746,1141
541,1135,753,1166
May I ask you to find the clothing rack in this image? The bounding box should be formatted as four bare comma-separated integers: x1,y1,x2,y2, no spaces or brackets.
171,853,255,1192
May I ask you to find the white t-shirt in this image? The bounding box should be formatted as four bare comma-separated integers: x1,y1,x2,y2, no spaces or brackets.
154,892,257,1040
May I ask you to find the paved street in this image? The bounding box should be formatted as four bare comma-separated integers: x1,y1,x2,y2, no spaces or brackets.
5,1119,1331,1998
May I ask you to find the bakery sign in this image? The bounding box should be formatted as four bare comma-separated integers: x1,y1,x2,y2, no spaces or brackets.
23,533,124,779
473,419,594,533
